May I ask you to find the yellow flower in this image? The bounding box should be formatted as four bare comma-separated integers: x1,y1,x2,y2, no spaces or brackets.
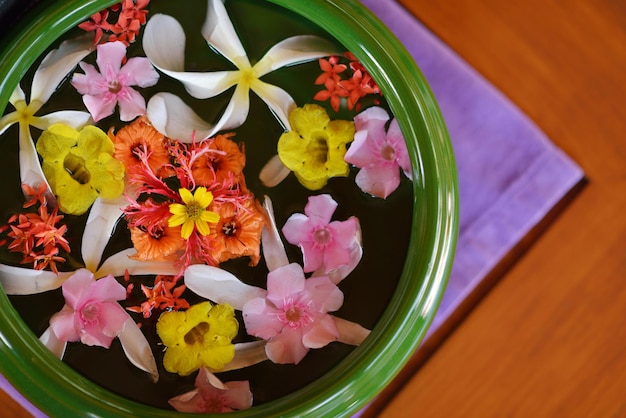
168,187,220,239
156,302,238,376
277,104,355,190
36,123,125,215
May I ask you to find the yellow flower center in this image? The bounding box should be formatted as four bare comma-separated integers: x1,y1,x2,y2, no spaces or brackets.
63,152,91,185
184,321,210,345
185,201,204,221
307,135,329,165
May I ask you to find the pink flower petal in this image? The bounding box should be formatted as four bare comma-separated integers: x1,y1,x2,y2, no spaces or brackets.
387,118,412,178
304,193,338,224
83,93,117,122
242,298,282,340
95,41,127,78
266,263,306,308
72,62,106,95
49,306,80,342
305,275,344,313
61,268,94,309
281,213,311,245
265,327,308,364
119,56,159,87
302,315,339,349
354,162,400,199
300,241,325,273
116,87,147,121
88,274,127,303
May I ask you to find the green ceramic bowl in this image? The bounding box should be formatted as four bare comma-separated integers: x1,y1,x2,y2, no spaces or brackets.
0,0,458,416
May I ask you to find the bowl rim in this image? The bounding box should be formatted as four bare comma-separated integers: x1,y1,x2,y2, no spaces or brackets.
0,0,459,416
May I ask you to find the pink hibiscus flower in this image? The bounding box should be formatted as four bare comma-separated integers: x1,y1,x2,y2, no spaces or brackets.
71,41,159,121
242,263,343,364
344,106,412,198
282,194,360,274
49,269,128,348
168,367,252,413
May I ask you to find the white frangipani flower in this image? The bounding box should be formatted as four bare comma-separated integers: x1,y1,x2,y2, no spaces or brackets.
142,0,338,140
0,34,94,202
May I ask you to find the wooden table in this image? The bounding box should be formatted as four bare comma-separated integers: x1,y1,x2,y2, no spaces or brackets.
2,0,625,416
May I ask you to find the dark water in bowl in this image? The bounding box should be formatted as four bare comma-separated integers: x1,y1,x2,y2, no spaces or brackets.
0,0,413,409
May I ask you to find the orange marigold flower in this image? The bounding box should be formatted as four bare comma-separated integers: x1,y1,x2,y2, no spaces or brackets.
191,133,246,187
129,223,186,262
209,197,265,266
109,116,171,176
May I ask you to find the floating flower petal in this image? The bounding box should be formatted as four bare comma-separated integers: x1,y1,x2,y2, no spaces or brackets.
72,41,159,122
243,263,343,364
36,123,125,215
157,301,238,376
344,106,412,198
282,194,360,274
168,367,252,413
276,104,354,190
143,0,338,138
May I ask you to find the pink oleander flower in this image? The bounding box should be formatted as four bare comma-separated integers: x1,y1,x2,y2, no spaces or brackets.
344,106,412,199
71,41,159,122
282,194,360,274
49,269,128,348
168,367,252,413
242,263,343,364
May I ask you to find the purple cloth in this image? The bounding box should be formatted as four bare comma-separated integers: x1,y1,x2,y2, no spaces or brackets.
0,0,583,416
359,0,582,338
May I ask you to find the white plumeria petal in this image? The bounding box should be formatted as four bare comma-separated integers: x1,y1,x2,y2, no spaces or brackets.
0,111,19,136
261,196,289,271
82,196,127,272
36,110,92,131
202,0,249,67
31,33,93,104
0,264,73,294
251,80,294,131
39,326,67,359
253,35,338,77
96,249,180,278
9,84,26,104
143,13,239,99
18,122,54,204
146,93,214,141
333,316,370,346
118,316,159,382
214,341,268,372
210,82,250,134
258,154,290,187
184,265,266,310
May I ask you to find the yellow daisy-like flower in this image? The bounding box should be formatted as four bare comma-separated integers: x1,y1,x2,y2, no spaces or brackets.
168,187,220,239
277,104,355,190
36,123,125,215
156,302,238,376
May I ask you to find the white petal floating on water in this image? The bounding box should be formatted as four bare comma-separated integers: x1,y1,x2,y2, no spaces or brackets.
184,264,266,311
82,196,127,272
202,0,249,67
36,110,92,131
39,326,67,359
254,35,339,77
96,248,180,278
258,154,291,188
118,317,159,382
261,196,289,272
215,341,268,372
146,93,215,141
0,263,72,294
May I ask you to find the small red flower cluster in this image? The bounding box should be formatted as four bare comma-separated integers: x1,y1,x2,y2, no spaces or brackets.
0,184,70,274
125,272,189,319
313,52,382,112
79,0,150,46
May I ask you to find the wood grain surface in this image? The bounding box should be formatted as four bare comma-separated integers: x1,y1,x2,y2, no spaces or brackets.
373,0,626,417
2,0,625,417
